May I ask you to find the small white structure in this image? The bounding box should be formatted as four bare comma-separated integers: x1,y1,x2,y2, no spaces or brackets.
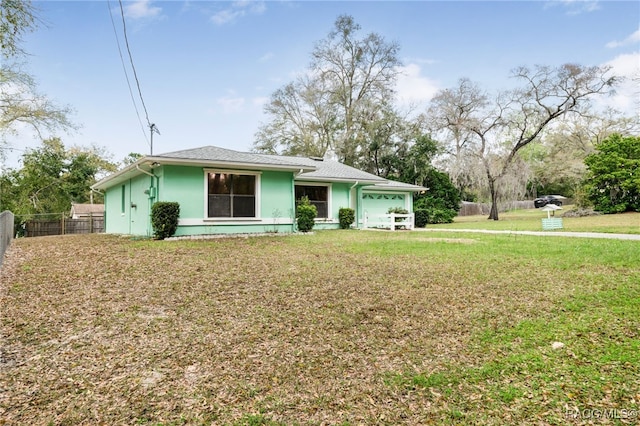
541,204,563,230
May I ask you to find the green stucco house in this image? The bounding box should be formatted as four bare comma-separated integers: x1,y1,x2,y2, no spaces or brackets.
91,146,426,237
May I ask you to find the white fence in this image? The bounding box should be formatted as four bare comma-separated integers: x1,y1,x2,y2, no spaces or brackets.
363,212,415,231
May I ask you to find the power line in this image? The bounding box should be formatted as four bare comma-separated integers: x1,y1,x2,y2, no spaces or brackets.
117,0,160,154
107,0,149,147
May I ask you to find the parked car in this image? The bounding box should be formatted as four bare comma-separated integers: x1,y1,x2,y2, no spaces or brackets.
534,195,563,208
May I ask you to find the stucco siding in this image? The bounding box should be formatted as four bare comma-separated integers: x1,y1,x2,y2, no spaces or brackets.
160,166,203,219
104,183,128,234
260,171,296,221
330,182,351,219
103,173,154,235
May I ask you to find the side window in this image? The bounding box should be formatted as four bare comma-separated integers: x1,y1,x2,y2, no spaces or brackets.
121,185,125,214
207,172,257,218
295,185,329,218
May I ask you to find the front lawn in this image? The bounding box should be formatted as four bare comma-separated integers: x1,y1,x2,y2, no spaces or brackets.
1,231,638,425
439,208,640,234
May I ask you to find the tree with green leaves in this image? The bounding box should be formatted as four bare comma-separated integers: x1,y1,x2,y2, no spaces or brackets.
583,134,640,213
254,15,403,168
0,138,117,216
428,64,616,220
522,110,640,199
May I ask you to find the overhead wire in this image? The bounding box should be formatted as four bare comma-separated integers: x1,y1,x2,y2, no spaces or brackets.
117,0,147,123
107,0,149,147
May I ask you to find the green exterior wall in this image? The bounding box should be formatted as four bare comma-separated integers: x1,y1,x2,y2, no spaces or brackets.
104,173,155,236
102,164,416,236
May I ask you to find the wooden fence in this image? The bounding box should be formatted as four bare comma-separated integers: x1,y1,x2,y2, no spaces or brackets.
458,200,536,216
25,215,104,237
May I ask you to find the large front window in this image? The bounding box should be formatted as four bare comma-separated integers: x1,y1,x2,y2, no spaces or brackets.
295,185,328,218
207,172,256,218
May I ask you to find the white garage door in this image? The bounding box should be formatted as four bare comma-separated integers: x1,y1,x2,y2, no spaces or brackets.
362,192,406,218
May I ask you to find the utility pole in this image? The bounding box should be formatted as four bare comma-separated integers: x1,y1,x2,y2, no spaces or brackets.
150,123,160,155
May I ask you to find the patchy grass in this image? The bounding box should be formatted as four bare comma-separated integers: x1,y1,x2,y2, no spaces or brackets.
1,231,639,425
441,208,640,234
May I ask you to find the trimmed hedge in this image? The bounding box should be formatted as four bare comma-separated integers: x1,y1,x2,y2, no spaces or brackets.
414,209,429,228
151,202,180,240
338,207,355,229
296,196,317,233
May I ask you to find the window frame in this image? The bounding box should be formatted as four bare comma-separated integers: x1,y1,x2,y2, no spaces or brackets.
295,183,331,219
203,169,261,220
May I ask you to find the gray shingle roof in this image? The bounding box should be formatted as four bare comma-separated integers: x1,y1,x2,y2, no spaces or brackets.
92,145,427,192
155,146,310,169
257,154,388,183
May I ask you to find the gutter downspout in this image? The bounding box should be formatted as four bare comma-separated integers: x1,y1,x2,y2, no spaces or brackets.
349,181,358,228
292,169,304,232
136,164,157,236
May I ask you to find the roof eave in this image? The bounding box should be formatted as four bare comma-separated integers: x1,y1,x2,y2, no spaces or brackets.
149,156,316,172
294,176,386,184
91,156,317,191
362,183,428,192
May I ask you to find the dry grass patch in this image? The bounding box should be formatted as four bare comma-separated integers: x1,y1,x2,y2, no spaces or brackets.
0,231,638,425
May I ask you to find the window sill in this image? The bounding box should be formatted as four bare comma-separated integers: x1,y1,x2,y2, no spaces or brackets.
204,218,261,222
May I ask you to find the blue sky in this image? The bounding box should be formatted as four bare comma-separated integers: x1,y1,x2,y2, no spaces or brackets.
5,0,639,168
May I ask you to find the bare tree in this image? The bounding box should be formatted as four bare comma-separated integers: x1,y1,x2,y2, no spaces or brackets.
254,15,402,166
1,67,73,140
1,0,73,149
1,0,37,58
428,64,616,220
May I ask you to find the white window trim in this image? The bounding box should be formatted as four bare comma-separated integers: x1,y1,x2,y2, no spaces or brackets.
203,169,262,220
295,182,332,219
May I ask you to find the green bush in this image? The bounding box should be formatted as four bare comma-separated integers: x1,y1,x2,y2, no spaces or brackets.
296,196,317,233
426,207,456,224
151,201,180,240
414,209,429,228
414,197,457,224
338,207,355,229
387,207,409,222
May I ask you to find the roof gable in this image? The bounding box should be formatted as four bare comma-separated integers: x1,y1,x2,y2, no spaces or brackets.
258,154,388,183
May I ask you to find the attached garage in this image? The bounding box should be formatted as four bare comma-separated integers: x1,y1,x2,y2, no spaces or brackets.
359,181,423,229
362,191,409,218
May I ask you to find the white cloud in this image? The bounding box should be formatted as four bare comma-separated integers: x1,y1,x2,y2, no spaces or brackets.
259,52,274,63
599,51,640,114
252,97,269,107
544,0,600,15
395,63,440,107
216,94,245,113
606,28,640,49
211,1,266,25
123,0,162,20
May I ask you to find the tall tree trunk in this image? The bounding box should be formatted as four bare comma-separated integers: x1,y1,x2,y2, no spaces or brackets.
488,178,499,220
